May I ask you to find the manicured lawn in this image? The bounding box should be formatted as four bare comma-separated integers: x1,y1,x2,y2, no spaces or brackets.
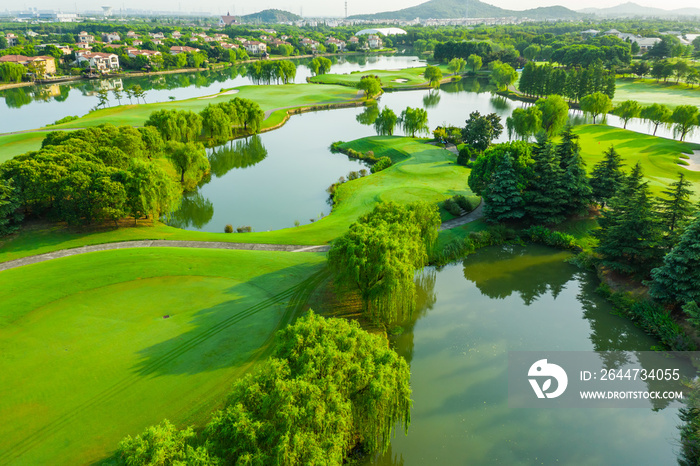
309,64,454,89
0,132,45,163
0,138,477,263
574,125,700,197
614,77,700,108
0,247,325,465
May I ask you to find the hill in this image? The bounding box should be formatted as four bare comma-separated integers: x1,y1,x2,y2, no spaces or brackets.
349,0,581,20
241,9,302,23
579,2,700,17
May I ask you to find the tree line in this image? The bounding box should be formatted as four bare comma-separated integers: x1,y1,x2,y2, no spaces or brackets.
115,312,412,465
246,59,297,85
518,61,615,102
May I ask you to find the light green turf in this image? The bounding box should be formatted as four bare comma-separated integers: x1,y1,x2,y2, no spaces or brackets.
0,138,476,263
0,247,326,465
573,124,700,197
0,132,45,163
614,77,700,108
309,64,454,89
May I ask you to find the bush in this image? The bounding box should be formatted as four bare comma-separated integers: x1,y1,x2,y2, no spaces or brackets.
443,198,462,217
370,156,393,173
522,225,579,251
236,226,252,233
453,194,473,212
347,171,359,181
457,145,477,166
359,169,368,177
50,115,79,126
224,224,233,233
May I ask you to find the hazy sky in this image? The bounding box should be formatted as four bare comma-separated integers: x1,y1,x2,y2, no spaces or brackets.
25,0,700,17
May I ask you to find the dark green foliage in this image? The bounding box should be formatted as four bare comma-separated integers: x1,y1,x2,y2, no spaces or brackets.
683,301,700,330
519,61,616,101
371,156,393,174
678,379,700,466
589,146,625,207
521,225,578,250
399,107,429,137
523,136,568,225
649,215,700,305
580,92,613,124
558,127,592,215
657,172,695,244
145,109,203,143
165,141,210,187
236,226,252,233
224,224,233,233
453,194,473,212
468,141,533,196
374,107,398,136
456,144,477,166
483,154,525,223
594,164,663,276
358,76,382,99
461,111,503,152
0,179,23,236
443,197,462,216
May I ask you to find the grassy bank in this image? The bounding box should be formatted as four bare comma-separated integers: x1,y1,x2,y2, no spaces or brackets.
309,64,453,89
0,247,326,465
614,77,700,107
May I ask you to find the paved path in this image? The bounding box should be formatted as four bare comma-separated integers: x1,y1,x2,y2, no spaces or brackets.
0,240,330,272
440,200,484,231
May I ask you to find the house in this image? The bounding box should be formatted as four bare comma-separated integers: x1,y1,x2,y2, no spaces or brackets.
126,48,161,59
300,38,320,50
57,45,72,55
635,37,662,53
152,39,164,46
170,45,200,55
325,37,346,51
581,29,599,36
78,31,94,43
5,33,20,47
213,33,229,42
26,30,39,38
367,35,382,49
76,42,92,50
604,29,622,36
101,32,121,43
133,40,143,46
219,12,237,27
221,43,239,50
75,51,120,72
349,36,359,44
172,31,182,39
269,38,291,47
0,54,56,77
149,32,165,40
126,31,139,39
242,40,266,55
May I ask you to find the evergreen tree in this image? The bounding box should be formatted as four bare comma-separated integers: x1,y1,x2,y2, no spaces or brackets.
658,172,695,245
649,214,700,304
0,179,23,236
523,135,568,224
483,155,525,222
589,146,625,207
557,126,592,213
594,164,663,276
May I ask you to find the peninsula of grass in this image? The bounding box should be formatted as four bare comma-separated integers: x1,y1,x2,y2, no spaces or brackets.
0,132,45,163
0,247,326,465
0,137,477,263
309,64,453,89
614,77,700,107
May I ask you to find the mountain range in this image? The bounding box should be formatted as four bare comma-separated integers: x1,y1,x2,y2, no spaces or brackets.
578,2,700,17
240,9,302,23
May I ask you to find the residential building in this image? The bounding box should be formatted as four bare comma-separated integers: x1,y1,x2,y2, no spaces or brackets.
126,48,161,59
367,34,383,49
325,37,346,50
213,34,229,42
78,31,94,43
243,40,267,55
0,54,56,77
635,37,662,53
219,12,237,27
76,42,92,50
172,31,182,39
75,51,120,72
149,32,165,40
126,31,139,39
101,32,121,43
300,37,320,50
170,45,200,55
6,33,19,47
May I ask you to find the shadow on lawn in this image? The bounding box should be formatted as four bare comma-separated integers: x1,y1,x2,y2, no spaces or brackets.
130,262,327,377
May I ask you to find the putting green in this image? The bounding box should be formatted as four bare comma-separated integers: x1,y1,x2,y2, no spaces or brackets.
0,247,326,465
309,64,453,89
614,77,700,108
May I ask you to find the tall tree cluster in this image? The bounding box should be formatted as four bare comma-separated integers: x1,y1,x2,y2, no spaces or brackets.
518,61,616,102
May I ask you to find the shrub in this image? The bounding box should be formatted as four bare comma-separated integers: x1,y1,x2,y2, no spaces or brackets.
236,226,252,233
294,220,300,227
359,169,368,177
443,198,462,217
453,194,473,212
50,115,79,126
370,156,393,173
224,224,233,233
457,145,477,166
521,226,579,251
347,171,359,181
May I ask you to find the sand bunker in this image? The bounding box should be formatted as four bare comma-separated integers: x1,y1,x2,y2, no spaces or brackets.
392,78,408,83
681,150,700,171
199,89,239,99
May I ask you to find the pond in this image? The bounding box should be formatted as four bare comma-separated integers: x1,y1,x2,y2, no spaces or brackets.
368,245,693,466
0,54,427,133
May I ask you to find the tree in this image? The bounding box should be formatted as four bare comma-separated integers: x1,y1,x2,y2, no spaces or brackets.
468,141,533,196
611,100,641,130
112,86,123,105
166,141,210,185
467,54,482,73
399,107,429,137
506,106,541,141
640,103,671,136
145,109,203,143
649,214,700,304
558,126,592,214
131,84,146,104
523,136,569,224
125,158,180,223
671,105,699,142
116,420,213,465
523,44,541,61
357,76,382,100
580,92,613,124
96,88,110,108
200,104,232,143
447,58,466,74
657,172,695,241
0,179,22,236
483,155,525,222
423,65,443,87
490,61,518,91
0,62,26,83
374,107,398,136
461,111,503,152
309,56,332,75
589,146,625,207
534,95,569,137
594,163,663,276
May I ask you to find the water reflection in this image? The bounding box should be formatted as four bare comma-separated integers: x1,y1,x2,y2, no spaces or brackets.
208,135,268,178
356,102,379,126
166,192,213,229
422,90,441,109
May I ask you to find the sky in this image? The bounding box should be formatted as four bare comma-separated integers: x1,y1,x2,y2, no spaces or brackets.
18,0,700,17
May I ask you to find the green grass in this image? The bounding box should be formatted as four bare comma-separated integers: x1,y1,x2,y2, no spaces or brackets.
614,77,700,107
309,64,453,89
0,138,475,263
573,124,700,197
0,132,45,163
0,247,325,465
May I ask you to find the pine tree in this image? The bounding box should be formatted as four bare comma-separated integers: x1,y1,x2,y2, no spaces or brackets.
658,172,695,245
557,127,592,214
594,163,663,276
523,135,568,224
649,215,700,304
483,155,525,223
589,146,625,207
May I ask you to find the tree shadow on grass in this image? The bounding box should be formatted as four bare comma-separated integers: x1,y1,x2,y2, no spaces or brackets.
130,262,325,378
